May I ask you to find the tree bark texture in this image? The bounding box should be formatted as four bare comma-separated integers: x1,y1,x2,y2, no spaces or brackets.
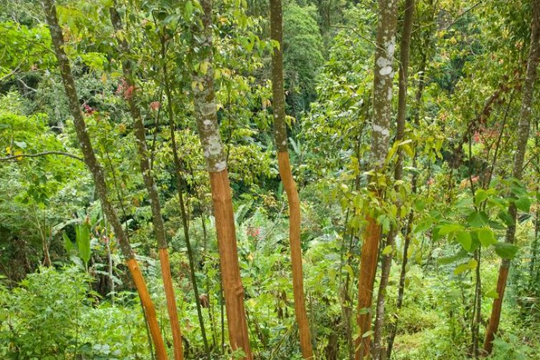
484,0,540,354
372,1,415,359
270,0,313,358
42,1,167,358
356,1,398,359
192,0,252,357
109,7,184,359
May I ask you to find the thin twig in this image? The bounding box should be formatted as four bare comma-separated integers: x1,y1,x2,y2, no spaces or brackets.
0,151,83,161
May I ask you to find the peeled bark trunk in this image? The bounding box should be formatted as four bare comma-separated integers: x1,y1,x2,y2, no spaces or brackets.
109,7,183,359
270,0,313,358
356,216,383,360
372,1,415,359
161,33,210,357
356,1,398,359
42,1,167,358
192,0,252,357
483,0,540,354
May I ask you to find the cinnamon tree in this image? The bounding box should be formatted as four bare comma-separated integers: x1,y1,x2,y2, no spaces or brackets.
42,0,167,358
191,0,252,358
483,0,540,354
270,0,313,358
108,5,184,359
356,0,398,359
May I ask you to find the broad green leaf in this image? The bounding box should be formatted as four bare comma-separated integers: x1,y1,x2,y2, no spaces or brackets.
477,228,496,247
438,223,464,236
63,232,73,252
456,231,472,251
466,211,488,227
75,224,91,267
494,243,519,259
515,196,531,212
474,189,488,206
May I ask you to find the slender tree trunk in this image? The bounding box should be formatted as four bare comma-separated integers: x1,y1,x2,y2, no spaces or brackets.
355,1,398,359
161,34,210,357
108,8,183,359
372,1,415,358
42,1,167,358
270,0,313,358
192,0,252,357
530,127,540,286
385,38,429,358
484,0,540,354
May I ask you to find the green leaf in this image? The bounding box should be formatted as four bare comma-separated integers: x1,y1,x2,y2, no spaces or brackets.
414,219,432,234
454,258,477,275
498,211,514,227
438,223,464,236
485,289,499,299
14,141,27,149
466,211,488,227
184,1,194,20
63,232,73,252
494,243,519,259
515,196,531,212
382,245,393,256
456,196,473,208
456,231,472,251
75,224,91,267
477,228,496,247
474,189,488,206
437,249,468,265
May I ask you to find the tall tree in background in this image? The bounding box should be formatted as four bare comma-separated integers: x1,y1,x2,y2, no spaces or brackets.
483,0,540,354
356,0,398,359
269,0,313,358
41,0,168,358
191,0,252,358
108,5,184,359
372,1,415,359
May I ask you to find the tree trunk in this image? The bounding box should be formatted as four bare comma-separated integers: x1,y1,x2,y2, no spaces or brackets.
356,1,398,359
192,0,252,357
42,1,167,358
270,0,313,358
161,33,210,357
483,0,540,354
372,1,414,359
108,7,184,359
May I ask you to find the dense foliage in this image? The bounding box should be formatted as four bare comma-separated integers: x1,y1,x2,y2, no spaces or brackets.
1,0,540,359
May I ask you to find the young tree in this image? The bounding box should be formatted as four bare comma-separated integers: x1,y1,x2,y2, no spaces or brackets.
483,0,540,354
372,1,415,359
270,0,313,358
356,0,398,359
108,6,184,359
191,0,252,357
41,0,167,358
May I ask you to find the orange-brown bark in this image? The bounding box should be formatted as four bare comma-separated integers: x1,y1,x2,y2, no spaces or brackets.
277,152,313,359
209,170,253,359
483,0,540,354
159,249,184,360
483,265,509,354
127,258,168,360
356,216,381,360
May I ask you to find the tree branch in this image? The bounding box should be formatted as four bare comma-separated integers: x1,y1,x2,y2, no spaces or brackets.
0,151,83,162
